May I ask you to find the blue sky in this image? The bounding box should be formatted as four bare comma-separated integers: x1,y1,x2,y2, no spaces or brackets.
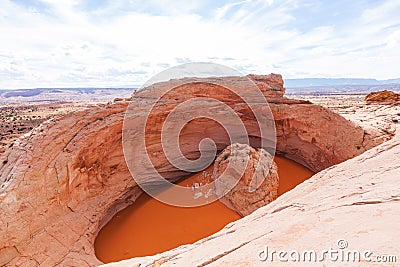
0,0,399,88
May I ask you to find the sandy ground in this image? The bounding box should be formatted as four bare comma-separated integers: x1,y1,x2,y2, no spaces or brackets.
0,101,104,155
291,94,399,141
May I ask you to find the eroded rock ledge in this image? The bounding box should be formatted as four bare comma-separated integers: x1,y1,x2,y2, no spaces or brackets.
0,74,387,266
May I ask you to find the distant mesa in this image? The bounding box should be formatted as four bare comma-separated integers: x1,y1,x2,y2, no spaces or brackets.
284,77,400,95
365,90,400,104
284,77,400,88
2,89,43,98
0,88,134,104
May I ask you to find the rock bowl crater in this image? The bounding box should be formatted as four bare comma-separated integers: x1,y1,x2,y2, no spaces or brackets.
0,74,388,266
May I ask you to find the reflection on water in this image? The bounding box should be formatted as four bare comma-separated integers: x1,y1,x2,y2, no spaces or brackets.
95,156,314,263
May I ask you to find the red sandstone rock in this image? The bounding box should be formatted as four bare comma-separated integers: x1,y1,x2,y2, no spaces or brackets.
0,74,382,266
213,143,279,216
247,73,286,97
365,90,400,104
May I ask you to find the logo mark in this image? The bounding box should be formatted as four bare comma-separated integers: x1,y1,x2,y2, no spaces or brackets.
122,63,276,207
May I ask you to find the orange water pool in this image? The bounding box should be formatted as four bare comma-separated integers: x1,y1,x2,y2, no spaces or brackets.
95,156,314,263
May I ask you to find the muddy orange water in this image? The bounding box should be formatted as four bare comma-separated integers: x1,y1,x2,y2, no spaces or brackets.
95,156,314,263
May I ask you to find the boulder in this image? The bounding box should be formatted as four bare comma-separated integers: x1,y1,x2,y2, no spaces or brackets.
365,90,400,104
213,143,279,216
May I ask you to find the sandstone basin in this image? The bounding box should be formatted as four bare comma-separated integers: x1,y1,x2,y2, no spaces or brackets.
0,74,398,266
94,152,314,263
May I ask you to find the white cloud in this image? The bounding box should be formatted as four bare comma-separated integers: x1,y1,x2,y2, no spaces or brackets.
0,0,399,89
